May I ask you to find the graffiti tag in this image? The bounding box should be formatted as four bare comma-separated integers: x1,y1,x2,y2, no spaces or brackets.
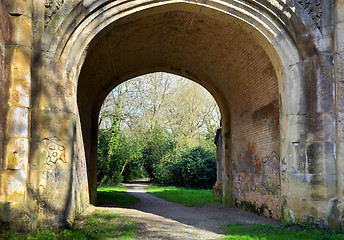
42,137,66,165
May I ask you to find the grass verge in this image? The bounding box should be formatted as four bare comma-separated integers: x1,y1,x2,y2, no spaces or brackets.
145,185,222,206
97,186,140,206
225,223,344,240
1,210,137,240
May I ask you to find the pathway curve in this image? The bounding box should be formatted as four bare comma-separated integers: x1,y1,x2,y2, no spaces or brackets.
93,180,279,239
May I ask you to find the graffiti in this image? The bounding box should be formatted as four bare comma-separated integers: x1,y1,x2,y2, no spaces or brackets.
298,0,322,31
75,147,88,190
41,170,65,186
234,184,247,201
261,151,281,197
234,143,281,197
75,156,86,183
42,137,66,165
281,157,287,181
236,143,261,186
290,166,312,184
261,182,281,197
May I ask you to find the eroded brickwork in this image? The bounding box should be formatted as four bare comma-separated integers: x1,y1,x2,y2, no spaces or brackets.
226,47,281,220
232,101,281,220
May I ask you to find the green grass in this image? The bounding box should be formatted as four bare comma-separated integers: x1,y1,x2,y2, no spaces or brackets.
97,186,140,207
225,223,344,240
1,210,137,240
145,185,222,206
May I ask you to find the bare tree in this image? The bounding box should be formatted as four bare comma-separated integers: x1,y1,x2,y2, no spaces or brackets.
99,72,220,146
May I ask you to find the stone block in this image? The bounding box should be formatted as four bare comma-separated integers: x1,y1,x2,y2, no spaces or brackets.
286,62,306,115
316,54,334,113
27,169,40,194
338,112,344,140
325,174,338,199
307,174,334,201
8,76,30,108
288,198,329,220
7,45,31,83
325,142,337,176
286,58,329,115
4,0,32,17
336,1,344,24
6,106,28,138
335,53,344,112
337,141,344,198
7,15,31,46
31,110,76,142
33,78,76,111
288,168,312,197
312,26,332,53
336,22,344,54
287,113,334,143
38,169,72,209
0,170,26,202
4,137,28,170
304,142,327,175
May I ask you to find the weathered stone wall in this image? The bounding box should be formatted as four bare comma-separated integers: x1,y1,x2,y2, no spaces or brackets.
36,0,328,226
0,2,7,172
23,0,90,228
2,0,344,232
329,0,344,229
280,0,337,226
0,0,33,232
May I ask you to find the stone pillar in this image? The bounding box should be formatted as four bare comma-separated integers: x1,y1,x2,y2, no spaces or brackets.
222,119,234,206
0,0,33,232
25,0,90,226
213,128,222,196
281,1,337,226
329,0,344,230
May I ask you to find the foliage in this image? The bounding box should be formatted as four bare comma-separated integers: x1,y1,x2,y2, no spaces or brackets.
146,185,222,206
140,125,175,178
97,117,143,185
97,186,140,206
152,146,217,188
225,223,344,240
97,72,220,187
1,210,137,240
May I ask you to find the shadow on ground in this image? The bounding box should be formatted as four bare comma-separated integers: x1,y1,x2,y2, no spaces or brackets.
95,179,279,239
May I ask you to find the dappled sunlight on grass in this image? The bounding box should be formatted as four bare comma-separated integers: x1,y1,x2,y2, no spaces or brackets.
1,210,137,240
73,210,137,239
146,185,222,206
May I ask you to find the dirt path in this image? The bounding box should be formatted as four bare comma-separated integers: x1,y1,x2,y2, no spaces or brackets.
93,180,279,239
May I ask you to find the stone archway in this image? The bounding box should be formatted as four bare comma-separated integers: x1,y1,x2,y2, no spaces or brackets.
76,8,282,219
36,0,303,225
2,0,339,231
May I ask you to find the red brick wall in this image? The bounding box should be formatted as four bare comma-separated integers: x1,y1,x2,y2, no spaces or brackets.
190,17,283,219
229,58,281,220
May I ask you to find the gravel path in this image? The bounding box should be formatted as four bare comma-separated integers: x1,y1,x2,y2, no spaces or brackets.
93,180,279,239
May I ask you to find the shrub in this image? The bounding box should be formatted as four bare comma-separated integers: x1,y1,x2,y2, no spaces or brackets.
153,146,216,188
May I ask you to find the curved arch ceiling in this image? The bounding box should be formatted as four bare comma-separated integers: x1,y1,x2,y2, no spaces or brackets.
78,10,277,116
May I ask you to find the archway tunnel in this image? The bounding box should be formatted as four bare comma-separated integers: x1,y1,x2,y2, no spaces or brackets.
77,9,282,220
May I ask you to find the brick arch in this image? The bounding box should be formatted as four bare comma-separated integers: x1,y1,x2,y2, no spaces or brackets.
77,10,282,220
30,0,325,227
